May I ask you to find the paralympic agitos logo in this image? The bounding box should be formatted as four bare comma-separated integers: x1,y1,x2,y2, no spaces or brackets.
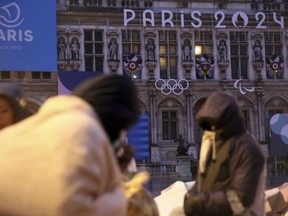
0,2,33,42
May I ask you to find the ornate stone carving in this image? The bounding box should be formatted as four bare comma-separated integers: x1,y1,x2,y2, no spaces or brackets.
151,146,160,162
216,32,229,80
108,60,119,72
251,33,264,80
144,31,157,80
106,30,120,72
57,29,82,71
181,32,193,76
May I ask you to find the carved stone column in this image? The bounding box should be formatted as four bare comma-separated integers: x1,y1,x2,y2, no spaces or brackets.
185,91,193,142
256,85,265,142
149,90,157,144
149,90,160,162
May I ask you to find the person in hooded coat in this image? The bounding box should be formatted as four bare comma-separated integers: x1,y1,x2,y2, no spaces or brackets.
183,91,266,216
0,83,30,130
0,74,139,216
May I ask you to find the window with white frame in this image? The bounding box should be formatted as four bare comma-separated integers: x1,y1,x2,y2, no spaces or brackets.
84,30,104,72
230,32,248,79
159,31,177,79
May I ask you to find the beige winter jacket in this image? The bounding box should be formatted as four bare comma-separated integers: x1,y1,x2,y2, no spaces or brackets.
0,95,126,216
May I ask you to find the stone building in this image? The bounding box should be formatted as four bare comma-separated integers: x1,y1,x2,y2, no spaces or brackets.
1,0,288,166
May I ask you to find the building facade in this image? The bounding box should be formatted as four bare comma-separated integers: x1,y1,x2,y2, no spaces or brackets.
1,0,288,164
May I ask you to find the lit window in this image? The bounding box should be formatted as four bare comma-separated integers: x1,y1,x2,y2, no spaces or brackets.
159,31,178,79
195,31,214,79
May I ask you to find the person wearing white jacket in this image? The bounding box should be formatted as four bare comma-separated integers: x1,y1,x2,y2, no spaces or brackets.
0,74,140,216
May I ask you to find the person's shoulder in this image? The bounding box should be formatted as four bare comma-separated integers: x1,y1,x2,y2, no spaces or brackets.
235,132,265,159
38,95,103,134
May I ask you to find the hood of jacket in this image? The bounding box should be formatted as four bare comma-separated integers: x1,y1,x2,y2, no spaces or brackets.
196,91,246,142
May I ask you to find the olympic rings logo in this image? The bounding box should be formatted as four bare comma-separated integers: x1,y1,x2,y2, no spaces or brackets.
155,79,189,95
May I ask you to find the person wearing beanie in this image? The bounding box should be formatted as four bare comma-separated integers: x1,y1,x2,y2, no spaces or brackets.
0,83,29,130
0,74,140,216
183,91,266,216
74,74,140,150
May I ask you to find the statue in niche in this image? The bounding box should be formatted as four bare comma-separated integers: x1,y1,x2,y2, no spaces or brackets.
57,37,66,60
218,39,227,63
253,40,263,62
182,39,191,61
70,38,80,60
108,38,118,61
146,38,155,61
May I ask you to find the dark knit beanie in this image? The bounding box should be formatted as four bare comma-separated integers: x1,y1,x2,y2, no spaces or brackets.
73,74,140,143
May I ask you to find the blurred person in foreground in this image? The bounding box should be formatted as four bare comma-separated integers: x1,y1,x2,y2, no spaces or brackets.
0,74,139,216
117,143,159,216
0,83,30,130
184,91,266,216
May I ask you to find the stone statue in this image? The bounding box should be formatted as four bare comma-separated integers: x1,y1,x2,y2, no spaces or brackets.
218,39,227,63
108,39,118,61
57,38,66,60
182,39,191,61
253,40,263,62
146,38,155,61
70,38,80,60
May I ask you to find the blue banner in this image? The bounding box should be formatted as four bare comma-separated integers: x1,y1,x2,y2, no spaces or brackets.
128,114,150,161
0,1,57,71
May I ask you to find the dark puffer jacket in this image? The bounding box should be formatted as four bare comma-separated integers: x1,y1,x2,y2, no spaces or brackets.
184,91,266,216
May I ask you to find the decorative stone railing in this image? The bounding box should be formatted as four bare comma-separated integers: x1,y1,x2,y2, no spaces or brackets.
137,162,177,176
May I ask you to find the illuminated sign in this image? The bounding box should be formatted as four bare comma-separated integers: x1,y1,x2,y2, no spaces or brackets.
0,1,57,71
124,9,285,29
